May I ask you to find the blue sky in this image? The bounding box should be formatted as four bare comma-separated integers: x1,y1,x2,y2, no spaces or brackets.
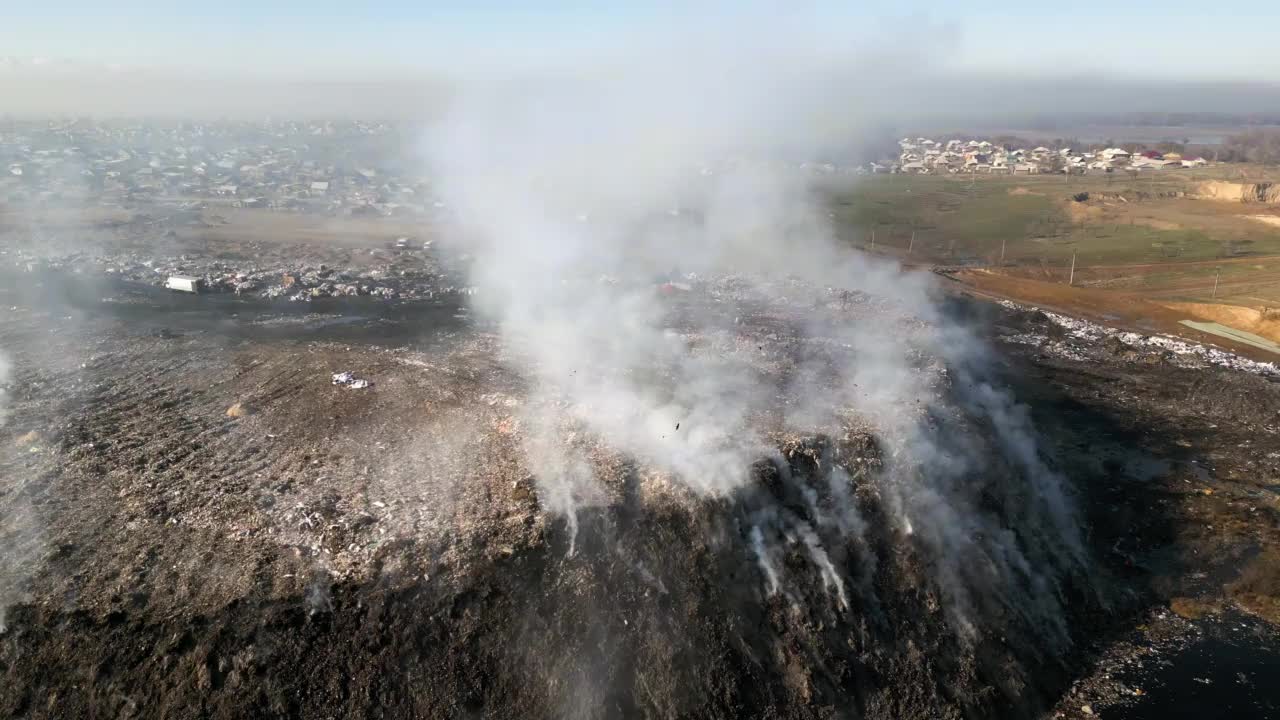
4,2,1279,82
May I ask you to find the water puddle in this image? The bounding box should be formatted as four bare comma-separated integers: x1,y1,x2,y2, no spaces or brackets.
1112,611,1280,719
1122,454,1172,482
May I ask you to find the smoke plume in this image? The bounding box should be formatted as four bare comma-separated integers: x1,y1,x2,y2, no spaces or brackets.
421,37,1088,642
0,350,9,428
0,347,19,632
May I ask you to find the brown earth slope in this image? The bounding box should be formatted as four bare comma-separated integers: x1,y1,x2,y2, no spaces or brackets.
1163,302,1280,344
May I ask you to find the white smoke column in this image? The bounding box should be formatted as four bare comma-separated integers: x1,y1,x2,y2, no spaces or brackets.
421,33,1087,640
0,350,9,427
426,57,833,496
749,526,781,597
0,348,18,632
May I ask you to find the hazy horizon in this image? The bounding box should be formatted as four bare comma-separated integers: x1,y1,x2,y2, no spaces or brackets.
5,63,1280,127
6,3,1280,120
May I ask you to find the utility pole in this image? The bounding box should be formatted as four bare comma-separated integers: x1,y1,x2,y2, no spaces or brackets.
1000,236,1007,264
870,228,876,250
1068,251,1077,286
1212,266,1221,299
908,230,915,256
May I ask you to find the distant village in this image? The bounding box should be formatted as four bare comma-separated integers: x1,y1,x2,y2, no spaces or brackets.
1,118,1229,218
886,137,1210,175
0,118,435,216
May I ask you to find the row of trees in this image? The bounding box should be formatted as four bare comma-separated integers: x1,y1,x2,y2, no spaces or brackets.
1216,129,1280,164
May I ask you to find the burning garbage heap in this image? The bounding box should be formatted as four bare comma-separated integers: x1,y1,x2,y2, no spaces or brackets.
400,275,1106,717
398,63,1106,713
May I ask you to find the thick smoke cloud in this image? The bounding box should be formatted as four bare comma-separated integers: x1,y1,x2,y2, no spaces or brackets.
421,38,1087,639
0,350,9,427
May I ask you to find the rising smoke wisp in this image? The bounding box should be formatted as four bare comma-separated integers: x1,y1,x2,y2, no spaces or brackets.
0,350,10,428
0,349,19,632
421,40,1089,643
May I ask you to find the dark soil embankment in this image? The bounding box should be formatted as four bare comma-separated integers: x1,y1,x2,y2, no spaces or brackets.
0,440,1107,720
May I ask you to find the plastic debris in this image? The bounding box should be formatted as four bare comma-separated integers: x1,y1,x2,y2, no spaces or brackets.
331,371,372,389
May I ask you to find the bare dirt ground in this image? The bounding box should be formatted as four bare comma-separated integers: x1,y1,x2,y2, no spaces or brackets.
951,269,1280,358
948,270,1277,357
1163,302,1280,344
2,227,1280,718
0,205,426,250
1248,214,1280,229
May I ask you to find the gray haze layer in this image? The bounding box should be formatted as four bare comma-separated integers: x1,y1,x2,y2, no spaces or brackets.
5,58,1280,123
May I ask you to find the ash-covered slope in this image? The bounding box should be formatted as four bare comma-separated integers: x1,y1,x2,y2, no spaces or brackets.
0,271,1112,719
443,299,1104,719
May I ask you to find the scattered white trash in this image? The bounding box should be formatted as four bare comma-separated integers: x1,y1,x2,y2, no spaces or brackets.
331,371,371,389
165,275,201,293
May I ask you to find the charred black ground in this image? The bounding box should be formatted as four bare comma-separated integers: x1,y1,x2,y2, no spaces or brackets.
2,260,1280,719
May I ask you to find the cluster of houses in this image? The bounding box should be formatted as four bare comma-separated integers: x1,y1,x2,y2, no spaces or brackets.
0,118,435,216
891,137,1210,175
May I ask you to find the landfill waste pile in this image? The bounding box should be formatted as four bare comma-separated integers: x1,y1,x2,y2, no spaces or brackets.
998,300,1280,377
0,217,470,303
0,251,1201,720
1,245,1279,718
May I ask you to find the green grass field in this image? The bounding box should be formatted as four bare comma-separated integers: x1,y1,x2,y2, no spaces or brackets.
824,170,1280,267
